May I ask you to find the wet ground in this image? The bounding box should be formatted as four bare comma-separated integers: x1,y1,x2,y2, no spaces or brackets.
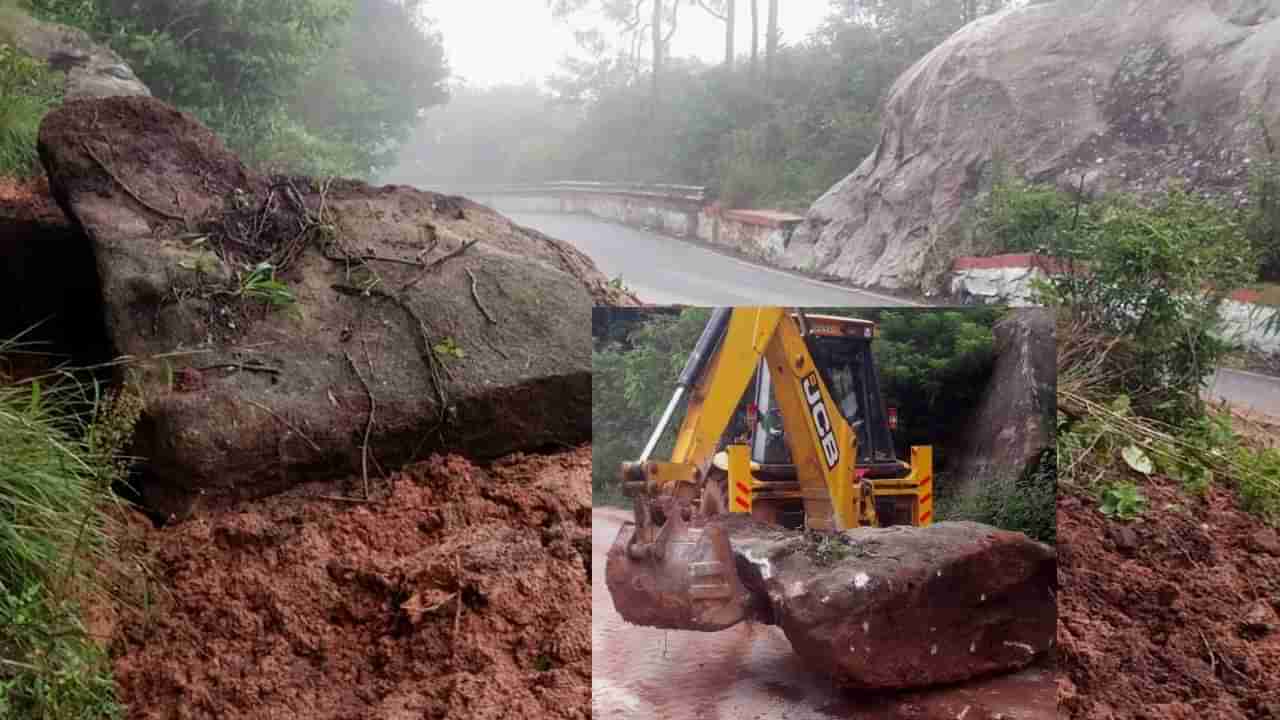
592,507,1056,720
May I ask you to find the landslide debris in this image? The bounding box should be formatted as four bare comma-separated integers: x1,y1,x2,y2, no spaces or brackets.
111,447,592,720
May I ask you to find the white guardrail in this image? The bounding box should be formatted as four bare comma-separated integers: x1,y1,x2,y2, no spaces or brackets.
437,181,708,204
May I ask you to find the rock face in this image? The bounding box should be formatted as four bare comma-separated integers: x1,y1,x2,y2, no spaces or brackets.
5,11,150,99
38,96,608,518
951,308,1056,500
780,0,1280,291
607,514,1056,689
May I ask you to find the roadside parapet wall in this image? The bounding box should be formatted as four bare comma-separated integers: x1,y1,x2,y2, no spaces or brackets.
460,183,803,260
949,254,1280,355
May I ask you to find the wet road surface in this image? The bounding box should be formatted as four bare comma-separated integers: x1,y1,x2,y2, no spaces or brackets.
505,212,914,307
592,507,1056,720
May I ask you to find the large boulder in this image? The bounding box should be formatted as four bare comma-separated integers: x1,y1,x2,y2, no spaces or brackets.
951,307,1057,501
38,95,612,518
607,515,1056,689
2,10,150,99
780,0,1280,291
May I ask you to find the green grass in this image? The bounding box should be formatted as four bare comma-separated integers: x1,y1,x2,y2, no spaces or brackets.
0,336,138,719
0,39,63,178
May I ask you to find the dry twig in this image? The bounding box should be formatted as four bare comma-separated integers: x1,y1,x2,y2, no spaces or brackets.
466,269,498,324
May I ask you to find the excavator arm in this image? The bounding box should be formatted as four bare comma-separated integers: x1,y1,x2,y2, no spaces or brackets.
622,306,867,531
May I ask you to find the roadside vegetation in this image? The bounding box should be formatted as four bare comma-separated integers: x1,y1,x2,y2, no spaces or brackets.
969,173,1280,525
0,340,142,720
0,31,62,178
15,0,448,178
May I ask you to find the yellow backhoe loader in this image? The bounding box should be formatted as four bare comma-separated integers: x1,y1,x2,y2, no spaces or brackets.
605,308,1056,688
609,307,932,628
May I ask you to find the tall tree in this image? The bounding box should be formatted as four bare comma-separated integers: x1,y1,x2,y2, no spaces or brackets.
550,0,682,104
750,0,759,77
694,0,736,68
765,0,778,92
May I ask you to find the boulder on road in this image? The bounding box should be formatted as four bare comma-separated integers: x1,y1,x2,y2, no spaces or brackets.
607,513,1056,689
38,95,613,518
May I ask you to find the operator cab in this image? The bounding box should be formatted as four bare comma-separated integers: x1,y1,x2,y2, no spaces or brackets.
737,314,915,527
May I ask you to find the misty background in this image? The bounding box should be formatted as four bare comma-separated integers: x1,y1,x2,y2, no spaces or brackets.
16,0,1022,212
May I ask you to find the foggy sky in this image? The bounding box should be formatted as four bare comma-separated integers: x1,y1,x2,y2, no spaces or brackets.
429,0,831,87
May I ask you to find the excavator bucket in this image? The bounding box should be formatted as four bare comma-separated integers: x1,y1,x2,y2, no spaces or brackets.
604,502,753,632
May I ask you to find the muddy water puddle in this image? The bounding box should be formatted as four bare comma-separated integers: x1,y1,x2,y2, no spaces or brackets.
592,507,1055,720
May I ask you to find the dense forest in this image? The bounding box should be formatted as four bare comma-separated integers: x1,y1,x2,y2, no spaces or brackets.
385,0,1019,211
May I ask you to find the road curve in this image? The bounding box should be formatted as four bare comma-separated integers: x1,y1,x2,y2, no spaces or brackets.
592,507,1056,720
506,212,915,307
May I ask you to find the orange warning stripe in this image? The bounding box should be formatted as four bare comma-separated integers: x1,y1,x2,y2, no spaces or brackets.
919,510,932,523
734,496,750,510
735,481,750,496
919,492,932,505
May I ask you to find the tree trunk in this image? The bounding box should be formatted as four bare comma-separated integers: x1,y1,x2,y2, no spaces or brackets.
765,0,778,93
652,0,663,106
750,0,759,78
725,0,735,68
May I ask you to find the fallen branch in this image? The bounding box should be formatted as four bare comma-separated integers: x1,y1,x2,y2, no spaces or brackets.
83,141,187,223
466,269,498,325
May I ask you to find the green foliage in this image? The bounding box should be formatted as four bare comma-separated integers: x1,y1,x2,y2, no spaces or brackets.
978,176,1078,253
0,42,62,177
236,262,296,309
432,337,465,360
24,0,448,178
1098,481,1147,521
873,309,1000,464
941,447,1056,543
590,308,711,500
0,343,138,719
1246,114,1280,282
988,181,1256,422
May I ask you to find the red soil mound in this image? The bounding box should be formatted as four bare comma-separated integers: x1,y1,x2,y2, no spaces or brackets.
111,447,591,720
1058,479,1280,719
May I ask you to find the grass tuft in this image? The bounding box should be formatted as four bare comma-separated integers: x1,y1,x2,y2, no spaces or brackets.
0,335,138,719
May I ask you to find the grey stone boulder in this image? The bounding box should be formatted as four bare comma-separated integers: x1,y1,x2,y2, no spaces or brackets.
4,10,150,99
779,0,1280,291
951,307,1056,503
39,95,602,518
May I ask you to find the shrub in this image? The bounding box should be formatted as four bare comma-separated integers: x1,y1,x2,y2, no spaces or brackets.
0,42,62,177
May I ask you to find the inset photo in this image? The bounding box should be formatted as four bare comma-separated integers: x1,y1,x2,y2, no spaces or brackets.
592,305,1056,719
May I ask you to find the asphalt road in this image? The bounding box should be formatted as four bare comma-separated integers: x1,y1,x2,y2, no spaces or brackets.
509,210,1280,417
1206,367,1280,419
506,212,915,307
592,507,1056,720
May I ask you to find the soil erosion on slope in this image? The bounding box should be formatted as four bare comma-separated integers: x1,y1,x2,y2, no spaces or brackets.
1058,478,1280,719
110,447,591,720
